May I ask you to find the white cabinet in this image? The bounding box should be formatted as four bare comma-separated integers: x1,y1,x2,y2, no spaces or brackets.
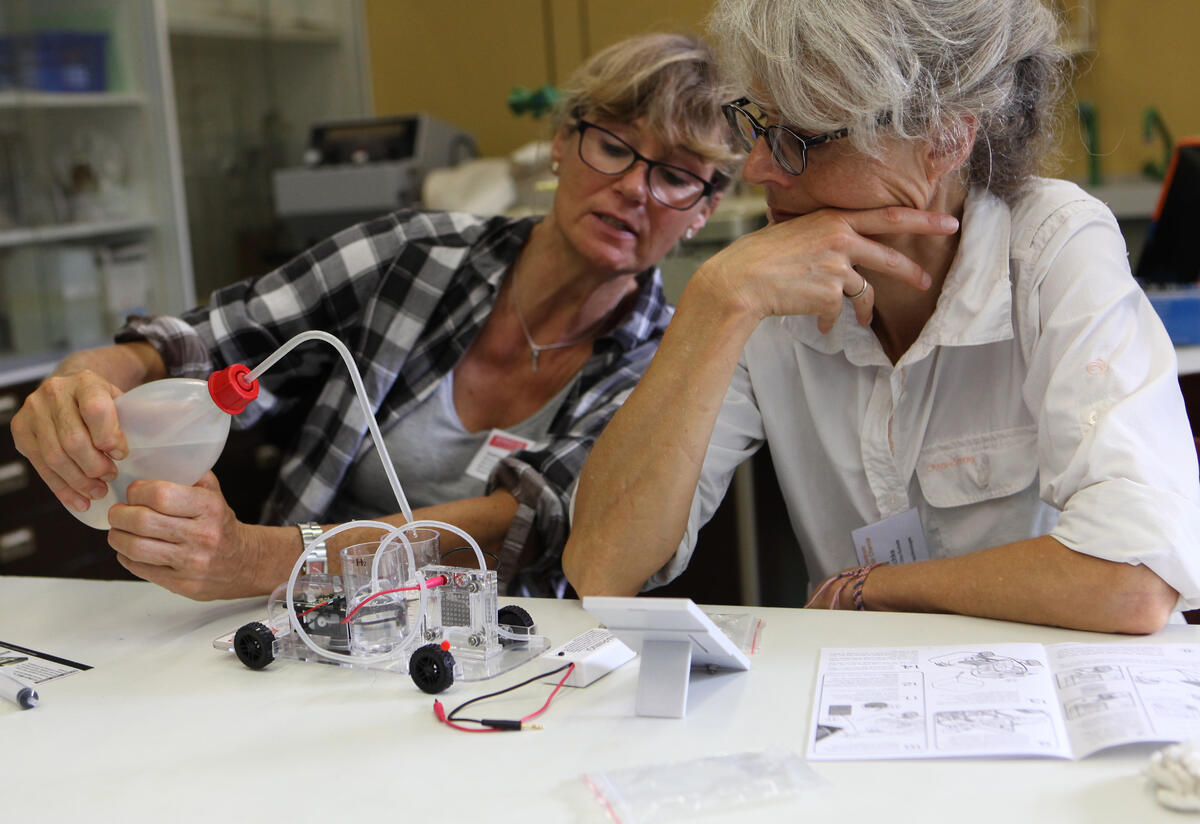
165,0,369,300
0,0,192,386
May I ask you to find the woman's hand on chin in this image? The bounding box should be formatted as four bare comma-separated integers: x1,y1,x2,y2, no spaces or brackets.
692,205,958,331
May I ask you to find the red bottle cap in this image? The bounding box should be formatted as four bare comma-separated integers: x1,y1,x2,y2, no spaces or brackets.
208,364,259,414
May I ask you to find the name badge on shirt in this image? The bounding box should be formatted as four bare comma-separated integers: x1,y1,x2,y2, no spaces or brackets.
852,507,931,567
464,429,541,482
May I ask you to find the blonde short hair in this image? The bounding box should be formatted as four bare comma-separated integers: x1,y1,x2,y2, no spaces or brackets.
551,32,743,191
708,0,1068,202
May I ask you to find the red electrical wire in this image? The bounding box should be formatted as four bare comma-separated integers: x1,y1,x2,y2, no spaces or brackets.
521,664,574,723
342,575,447,623
296,602,331,618
433,700,501,733
434,663,576,733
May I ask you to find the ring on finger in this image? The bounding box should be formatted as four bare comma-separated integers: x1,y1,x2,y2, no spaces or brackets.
844,274,869,301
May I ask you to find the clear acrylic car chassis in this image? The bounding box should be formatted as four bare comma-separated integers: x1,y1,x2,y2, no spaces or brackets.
195,333,550,692
214,562,550,693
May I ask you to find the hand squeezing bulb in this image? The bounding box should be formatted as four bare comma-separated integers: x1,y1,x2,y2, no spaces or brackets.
68,364,258,530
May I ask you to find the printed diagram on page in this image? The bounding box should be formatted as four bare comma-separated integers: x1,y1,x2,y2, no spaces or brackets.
1131,668,1200,720
1050,647,1200,751
928,650,1044,691
1064,691,1135,721
814,703,926,751
1055,665,1122,689
809,644,1064,759
811,649,930,756
933,708,1058,750
809,643,1200,761
1056,665,1135,722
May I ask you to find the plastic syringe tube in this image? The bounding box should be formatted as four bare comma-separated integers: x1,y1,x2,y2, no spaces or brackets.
244,330,413,523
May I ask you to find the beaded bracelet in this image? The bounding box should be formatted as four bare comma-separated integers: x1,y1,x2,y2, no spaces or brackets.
805,562,886,610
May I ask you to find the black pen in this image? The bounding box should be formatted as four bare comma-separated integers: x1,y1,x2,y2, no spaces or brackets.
0,670,38,709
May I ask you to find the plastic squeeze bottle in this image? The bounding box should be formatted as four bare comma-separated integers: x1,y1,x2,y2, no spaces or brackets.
70,364,259,529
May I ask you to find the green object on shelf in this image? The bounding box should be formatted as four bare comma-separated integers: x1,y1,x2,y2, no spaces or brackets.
1076,101,1101,186
508,85,561,118
1142,107,1174,181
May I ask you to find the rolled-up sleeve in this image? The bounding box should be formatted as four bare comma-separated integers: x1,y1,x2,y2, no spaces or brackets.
1021,207,1200,608
115,314,214,379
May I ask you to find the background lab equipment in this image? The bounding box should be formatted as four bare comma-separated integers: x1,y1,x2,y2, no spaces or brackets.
272,114,477,246
1136,140,1200,345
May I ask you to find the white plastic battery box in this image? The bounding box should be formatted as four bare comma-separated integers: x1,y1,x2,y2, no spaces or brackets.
540,628,635,687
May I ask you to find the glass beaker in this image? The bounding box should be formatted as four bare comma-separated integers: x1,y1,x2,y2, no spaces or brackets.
339,530,440,657
340,542,410,657
389,528,440,636
389,527,440,571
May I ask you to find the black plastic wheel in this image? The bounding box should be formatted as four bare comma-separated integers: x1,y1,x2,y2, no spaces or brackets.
234,622,276,670
497,605,535,646
409,643,455,694
497,604,534,629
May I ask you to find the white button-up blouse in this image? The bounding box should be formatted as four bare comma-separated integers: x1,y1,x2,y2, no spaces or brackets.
659,179,1200,610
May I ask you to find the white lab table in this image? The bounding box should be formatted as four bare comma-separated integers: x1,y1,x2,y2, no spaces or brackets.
1,575,1195,823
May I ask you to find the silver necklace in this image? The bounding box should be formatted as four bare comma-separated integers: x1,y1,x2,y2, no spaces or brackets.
510,277,602,372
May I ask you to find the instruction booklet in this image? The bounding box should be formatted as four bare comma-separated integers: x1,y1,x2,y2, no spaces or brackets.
808,642,1200,760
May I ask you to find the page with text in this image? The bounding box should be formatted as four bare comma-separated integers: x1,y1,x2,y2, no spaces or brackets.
1050,642,1200,758
808,644,1070,760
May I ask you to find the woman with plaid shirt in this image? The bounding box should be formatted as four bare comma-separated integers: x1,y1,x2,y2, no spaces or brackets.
12,33,742,599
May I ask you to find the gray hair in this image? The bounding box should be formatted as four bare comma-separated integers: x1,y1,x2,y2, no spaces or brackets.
551,32,743,191
707,0,1068,202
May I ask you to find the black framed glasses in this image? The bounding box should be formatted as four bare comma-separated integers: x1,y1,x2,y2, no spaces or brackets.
722,97,848,175
574,118,716,210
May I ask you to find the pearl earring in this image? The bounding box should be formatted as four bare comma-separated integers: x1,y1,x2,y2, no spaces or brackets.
684,227,695,240
551,160,560,174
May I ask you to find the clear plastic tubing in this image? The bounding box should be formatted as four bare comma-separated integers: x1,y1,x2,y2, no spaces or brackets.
257,332,489,664
285,518,489,665
246,330,413,523
285,520,428,666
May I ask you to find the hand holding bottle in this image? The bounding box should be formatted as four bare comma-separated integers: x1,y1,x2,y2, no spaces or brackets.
14,357,256,530
106,471,290,601
12,368,130,516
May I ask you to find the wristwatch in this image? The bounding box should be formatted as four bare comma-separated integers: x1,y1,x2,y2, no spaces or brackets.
297,522,327,575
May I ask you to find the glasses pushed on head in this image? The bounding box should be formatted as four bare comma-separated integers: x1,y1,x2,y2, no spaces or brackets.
574,118,718,211
722,97,848,175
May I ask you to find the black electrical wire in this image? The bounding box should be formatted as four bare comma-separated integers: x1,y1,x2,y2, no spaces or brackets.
439,547,501,568
445,662,574,726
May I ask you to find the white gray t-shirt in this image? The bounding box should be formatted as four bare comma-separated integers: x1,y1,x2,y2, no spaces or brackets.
330,370,576,521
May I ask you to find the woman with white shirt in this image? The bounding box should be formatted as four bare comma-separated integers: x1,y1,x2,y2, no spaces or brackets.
563,0,1200,632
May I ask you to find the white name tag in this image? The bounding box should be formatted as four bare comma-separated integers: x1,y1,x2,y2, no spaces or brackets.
464,429,540,482
851,507,931,567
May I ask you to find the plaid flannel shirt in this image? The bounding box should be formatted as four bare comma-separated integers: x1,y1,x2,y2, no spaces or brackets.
117,209,672,597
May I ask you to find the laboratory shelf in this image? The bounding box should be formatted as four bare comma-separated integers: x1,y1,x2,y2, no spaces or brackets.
0,91,146,109
0,218,155,249
0,0,193,394
168,16,340,43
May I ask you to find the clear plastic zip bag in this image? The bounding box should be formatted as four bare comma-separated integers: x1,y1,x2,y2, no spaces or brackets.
704,611,766,655
583,749,822,823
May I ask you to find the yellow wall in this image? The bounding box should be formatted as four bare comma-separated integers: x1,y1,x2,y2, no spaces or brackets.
364,0,714,156
365,0,1200,183
1064,0,1200,181
364,0,554,156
